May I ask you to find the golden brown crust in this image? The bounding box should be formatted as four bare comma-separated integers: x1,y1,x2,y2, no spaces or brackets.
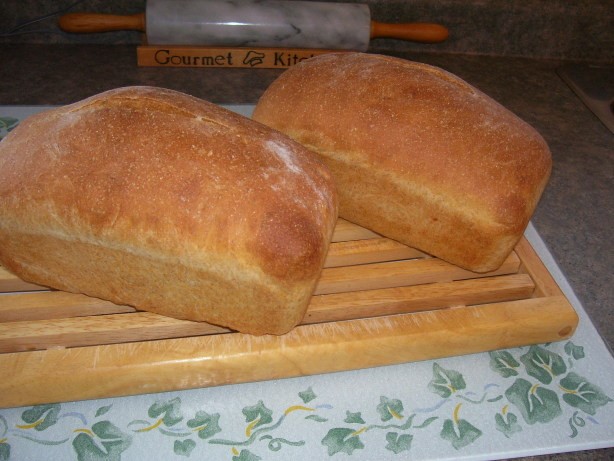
253,53,551,272
0,86,338,335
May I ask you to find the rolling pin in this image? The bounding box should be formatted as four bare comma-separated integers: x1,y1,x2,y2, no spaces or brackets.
58,0,449,50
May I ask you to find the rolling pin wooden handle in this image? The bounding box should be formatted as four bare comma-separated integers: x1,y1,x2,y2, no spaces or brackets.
370,22,449,43
58,13,146,33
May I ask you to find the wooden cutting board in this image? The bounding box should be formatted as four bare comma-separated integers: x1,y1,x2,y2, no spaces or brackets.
0,219,578,408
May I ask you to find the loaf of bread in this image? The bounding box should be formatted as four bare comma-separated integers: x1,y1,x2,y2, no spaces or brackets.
0,86,338,335
253,53,551,272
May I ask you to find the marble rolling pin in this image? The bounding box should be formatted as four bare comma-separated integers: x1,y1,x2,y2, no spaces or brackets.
58,0,449,50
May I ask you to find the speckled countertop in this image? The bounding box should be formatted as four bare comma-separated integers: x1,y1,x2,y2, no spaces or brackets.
1,44,612,460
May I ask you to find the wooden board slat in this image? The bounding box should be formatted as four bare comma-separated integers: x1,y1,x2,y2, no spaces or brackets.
0,273,535,352
315,250,519,295
0,312,230,353
306,273,535,324
0,290,135,322
324,237,426,267
0,295,577,408
331,219,381,242
515,236,564,297
0,265,47,293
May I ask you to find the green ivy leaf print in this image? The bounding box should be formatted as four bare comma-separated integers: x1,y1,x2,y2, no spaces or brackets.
385,432,413,454
148,398,183,427
174,439,196,457
440,418,482,449
505,378,562,424
428,363,466,398
0,443,9,461
232,449,261,461
93,421,131,441
559,372,613,415
520,346,566,384
72,421,132,461
187,411,222,439
0,415,8,457
564,342,585,360
377,396,404,422
0,117,18,131
20,404,61,431
0,117,18,140
439,403,482,449
95,405,113,418
344,411,365,424
299,387,317,404
305,414,328,422
321,428,364,456
489,351,521,378
243,401,273,434
495,408,522,438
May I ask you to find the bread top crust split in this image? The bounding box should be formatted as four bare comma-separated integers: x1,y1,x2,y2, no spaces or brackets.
0,86,338,333
253,52,552,271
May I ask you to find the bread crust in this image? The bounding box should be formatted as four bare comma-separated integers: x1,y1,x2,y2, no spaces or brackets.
0,86,338,335
253,53,551,272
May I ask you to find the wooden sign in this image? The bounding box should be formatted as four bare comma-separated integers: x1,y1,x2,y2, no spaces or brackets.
137,45,342,69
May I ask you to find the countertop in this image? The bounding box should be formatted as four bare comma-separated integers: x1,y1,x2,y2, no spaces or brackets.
1,44,612,461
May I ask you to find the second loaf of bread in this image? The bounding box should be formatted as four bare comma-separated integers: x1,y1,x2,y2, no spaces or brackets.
253,53,552,272
0,86,338,335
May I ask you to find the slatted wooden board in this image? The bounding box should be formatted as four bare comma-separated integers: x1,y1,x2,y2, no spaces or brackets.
0,219,578,408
